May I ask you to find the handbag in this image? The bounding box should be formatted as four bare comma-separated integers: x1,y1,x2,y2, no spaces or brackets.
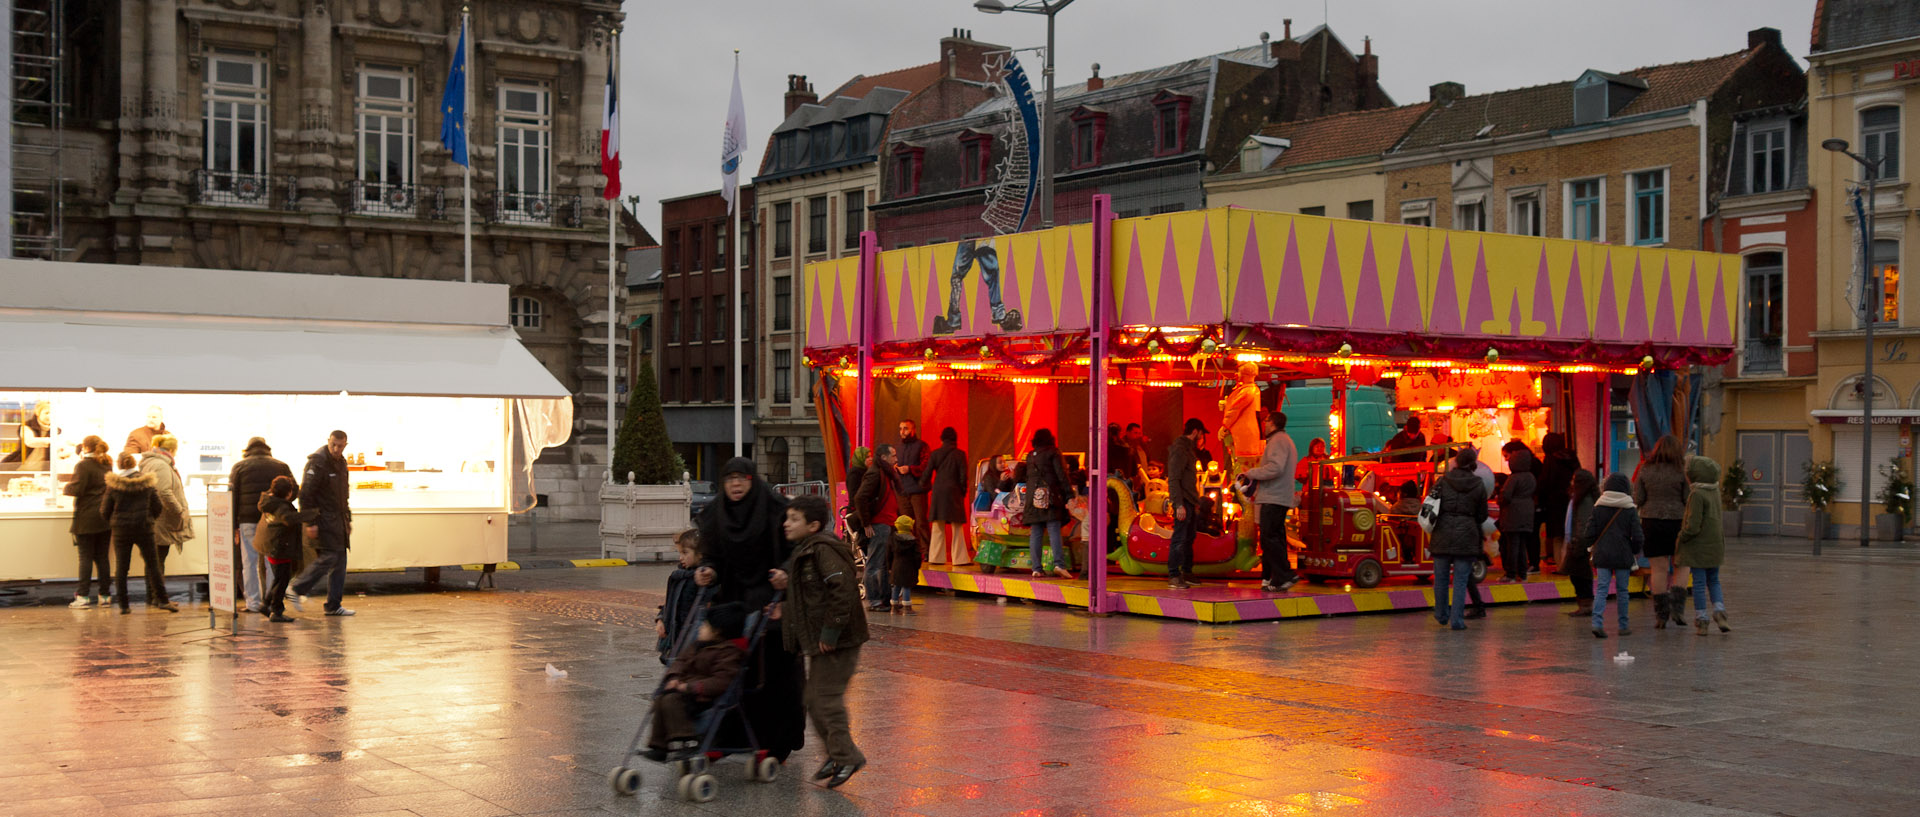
1417,492,1442,534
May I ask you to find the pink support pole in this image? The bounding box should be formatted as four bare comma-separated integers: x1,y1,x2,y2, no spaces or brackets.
1088,194,1114,614
857,230,877,451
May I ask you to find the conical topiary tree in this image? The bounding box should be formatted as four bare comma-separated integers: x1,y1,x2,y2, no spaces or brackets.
611,356,680,485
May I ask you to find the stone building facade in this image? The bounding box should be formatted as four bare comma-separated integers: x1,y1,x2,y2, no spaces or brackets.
53,0,627,519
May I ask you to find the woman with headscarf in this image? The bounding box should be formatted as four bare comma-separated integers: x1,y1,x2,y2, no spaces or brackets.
693,457,805,762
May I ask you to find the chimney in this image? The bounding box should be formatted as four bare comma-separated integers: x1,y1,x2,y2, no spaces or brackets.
1357,37,1379,107
784,74,817,117
1748,26,1781,50
942,30,1003,82
1270,19,1302,62
1429,81,1465,103
1087,62,1103,92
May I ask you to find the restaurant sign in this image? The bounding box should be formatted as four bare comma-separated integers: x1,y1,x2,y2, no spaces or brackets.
1397,370,1539,409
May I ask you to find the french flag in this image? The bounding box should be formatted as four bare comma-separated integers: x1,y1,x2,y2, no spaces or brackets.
600,62,620,201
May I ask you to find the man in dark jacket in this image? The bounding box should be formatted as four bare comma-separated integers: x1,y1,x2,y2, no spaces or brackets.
1165,418,1207,590
1497,442,1539,581
1430,448,1490,630
853,444,900,612
895,420,931,548
229,437,294,614
1383,417,1426,463
293,430,355,617
773,495,869,788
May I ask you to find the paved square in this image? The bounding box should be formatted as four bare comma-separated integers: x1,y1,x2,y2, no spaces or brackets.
3,537,1915,816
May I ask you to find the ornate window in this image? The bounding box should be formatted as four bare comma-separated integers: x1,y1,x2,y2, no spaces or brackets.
509,296,543,330
202,49,270,205
355,65,416,215
497,80,553,219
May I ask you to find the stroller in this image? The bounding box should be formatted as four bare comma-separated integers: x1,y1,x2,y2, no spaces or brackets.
609,589,786,802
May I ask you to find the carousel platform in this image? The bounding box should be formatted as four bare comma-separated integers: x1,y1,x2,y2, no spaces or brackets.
917,564,1648,624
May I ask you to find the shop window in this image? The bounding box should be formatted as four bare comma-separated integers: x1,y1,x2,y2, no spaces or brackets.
355,64,415,215
844,189,865,249
773,202,792,258
773,276,792,332
807,196,828,254
1566,178,1602,241
773,349,792,403
1748,122,1788,193
1152,92,1191,156
1871,239,1900,326
689,225,704,271
1743,252,1784,374
1454,199,1486,232
960,132,991,187
1509,192,1542,236
688,297,702,343
496,79,552,219
201,49,270,204
713,294,728,340
891,145,924,197
1630,169,1666,245
1346,200,1374,222
509,296,542,330
1862,106,1901,179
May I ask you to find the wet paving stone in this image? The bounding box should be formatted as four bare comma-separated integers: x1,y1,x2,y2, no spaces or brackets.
3,539,1919,815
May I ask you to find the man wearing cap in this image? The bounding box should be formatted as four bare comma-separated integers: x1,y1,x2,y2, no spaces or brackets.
1165,418,1208,589
228,436,293,614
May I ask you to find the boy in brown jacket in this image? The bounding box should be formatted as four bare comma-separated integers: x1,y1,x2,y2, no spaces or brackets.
642,601,748,761
772,495,869,788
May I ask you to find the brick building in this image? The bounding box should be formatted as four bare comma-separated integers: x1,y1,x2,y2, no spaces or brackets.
873,22,1391,246
1805,0,1920,539
1206,101,1433,219
22,0,632,519
657,187,755,481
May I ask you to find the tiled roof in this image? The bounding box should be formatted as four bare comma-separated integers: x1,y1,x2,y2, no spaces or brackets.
1813,0,1920,52
1231,102,1433,173
1398,48,1756,152
969,42,1273,117
825,61,944,103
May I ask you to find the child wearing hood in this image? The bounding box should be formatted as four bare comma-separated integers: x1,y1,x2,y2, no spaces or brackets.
1676,456,1730,635
1581,474,1646,638
257,476,319,621
888,515,922,614
643,601,749,761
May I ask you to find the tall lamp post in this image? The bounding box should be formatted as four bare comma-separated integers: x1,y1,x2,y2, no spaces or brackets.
974,0,1075,229
1823,137,1880,548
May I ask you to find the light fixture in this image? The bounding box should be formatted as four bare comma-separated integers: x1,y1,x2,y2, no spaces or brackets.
1821,138,1850,153
973,0,1007,11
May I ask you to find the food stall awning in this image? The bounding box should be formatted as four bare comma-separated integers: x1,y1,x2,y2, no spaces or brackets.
0,313,570,399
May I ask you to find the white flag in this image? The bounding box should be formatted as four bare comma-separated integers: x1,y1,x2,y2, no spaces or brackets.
720,57,747,213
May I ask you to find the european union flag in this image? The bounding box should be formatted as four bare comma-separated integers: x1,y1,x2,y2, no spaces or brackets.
440,18,469,167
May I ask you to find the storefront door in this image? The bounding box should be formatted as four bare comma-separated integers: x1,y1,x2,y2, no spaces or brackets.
1738,431,1810,537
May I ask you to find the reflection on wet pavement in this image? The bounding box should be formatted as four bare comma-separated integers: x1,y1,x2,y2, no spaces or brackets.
3,539,1917,816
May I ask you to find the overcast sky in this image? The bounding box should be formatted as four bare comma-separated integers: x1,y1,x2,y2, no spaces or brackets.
617,0,1814,238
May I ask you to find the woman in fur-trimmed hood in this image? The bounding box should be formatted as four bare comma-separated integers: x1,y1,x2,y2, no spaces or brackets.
101,454,169,613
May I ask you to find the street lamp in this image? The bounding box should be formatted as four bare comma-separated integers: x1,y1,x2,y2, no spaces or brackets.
1824,137,1881,548
974,0,1075,229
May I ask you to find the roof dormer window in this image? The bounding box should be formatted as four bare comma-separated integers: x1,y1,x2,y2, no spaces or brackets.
1572,69,1647,126
1151,90,1193,156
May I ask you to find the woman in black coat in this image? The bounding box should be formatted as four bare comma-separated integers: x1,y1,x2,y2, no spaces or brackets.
1430,448,1490,630
926,427,971,565
1537,432,1580,572
694,457,805,762
1022,428,1073,579
64,436,114,608
100,453,165,614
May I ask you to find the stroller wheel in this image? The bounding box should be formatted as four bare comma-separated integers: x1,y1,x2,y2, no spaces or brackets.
686,773,718,803
751,755,780,782
675,775,692,800
607,766,642,796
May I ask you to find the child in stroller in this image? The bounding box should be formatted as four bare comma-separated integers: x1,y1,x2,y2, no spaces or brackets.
642,601,747,761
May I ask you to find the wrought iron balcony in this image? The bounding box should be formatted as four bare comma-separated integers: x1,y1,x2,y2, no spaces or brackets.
192,169,296,209
1742,336,1784,375
491,191,582,228
348,180,447,219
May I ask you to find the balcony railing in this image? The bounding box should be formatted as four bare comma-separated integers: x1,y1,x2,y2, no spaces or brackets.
491,191,582,228
1742,336,1784,375
348,180,446,219
192,169,296,209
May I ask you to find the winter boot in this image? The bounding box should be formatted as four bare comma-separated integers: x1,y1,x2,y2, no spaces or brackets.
1653,593,1669,629
1565,599,1593,618
1668,587,1689,627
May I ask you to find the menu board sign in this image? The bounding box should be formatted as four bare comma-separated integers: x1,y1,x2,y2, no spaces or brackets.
1397,371,1539,409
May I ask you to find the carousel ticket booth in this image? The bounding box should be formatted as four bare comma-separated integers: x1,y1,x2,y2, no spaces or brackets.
0,261,573,581
803,202,1737,622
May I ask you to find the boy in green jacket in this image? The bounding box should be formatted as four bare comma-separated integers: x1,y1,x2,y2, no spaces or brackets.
1676,456,1730,635
771,494,869,788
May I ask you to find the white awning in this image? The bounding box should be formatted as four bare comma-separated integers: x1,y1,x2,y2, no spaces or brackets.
0,313,570,399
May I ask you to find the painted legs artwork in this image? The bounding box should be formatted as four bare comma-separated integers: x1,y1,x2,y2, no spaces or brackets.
933,239,1022,335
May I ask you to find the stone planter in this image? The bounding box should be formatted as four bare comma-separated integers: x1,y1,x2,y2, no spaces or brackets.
1877,513,1908,543
600,480,692,562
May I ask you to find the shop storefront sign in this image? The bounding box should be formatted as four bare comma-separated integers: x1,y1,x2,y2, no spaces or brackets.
1821,415,1919,425
206,490,235,622
1397,371,1539,409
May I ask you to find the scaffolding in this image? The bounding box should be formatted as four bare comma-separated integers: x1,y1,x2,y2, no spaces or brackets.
10,0,66,259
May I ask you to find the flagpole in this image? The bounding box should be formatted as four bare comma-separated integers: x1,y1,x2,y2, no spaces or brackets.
461,6,472,283
731,49,743,460
606,27,621,471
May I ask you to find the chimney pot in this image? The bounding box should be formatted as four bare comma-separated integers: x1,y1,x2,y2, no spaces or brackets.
1087,62,1104,91
1363,36,1371,56
1283,19,1292,39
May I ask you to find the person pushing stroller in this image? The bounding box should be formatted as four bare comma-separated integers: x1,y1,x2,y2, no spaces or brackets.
643,602,749,761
